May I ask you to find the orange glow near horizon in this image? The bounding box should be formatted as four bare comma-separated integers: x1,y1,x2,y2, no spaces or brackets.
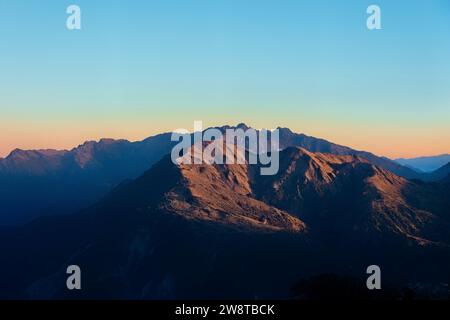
1,118,449,160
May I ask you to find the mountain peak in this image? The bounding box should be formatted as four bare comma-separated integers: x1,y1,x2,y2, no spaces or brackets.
277,126,294,134
8,148,27,157
235,122,250,130
213,123,251,133
5,148,67,161
112,152,306,233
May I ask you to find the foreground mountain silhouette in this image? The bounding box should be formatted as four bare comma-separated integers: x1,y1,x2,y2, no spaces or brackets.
1,124,439,225
426,162,450,182
1,145,449,299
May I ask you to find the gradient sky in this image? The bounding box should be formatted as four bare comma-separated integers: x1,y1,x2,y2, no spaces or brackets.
1,0,450,159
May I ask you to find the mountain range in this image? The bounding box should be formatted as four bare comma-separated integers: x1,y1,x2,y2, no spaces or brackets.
1,124,448,225
0,126,449,299
0,134,176,225
395,154,450,173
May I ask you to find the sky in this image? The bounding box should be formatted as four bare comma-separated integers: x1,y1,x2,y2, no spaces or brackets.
1,0,450,159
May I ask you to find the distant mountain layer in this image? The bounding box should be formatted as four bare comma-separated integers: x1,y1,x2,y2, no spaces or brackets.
1,146,449,299
0,134,175,225
395,154,450,173
0,124,441,225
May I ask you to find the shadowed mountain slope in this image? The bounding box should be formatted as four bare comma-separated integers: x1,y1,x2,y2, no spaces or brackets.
253,147,450,246
0,146,449,299
425,162,450,182
0,134,175,225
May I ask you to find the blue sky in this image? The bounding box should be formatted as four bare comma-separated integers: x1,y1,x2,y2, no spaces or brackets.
0,0,450,158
